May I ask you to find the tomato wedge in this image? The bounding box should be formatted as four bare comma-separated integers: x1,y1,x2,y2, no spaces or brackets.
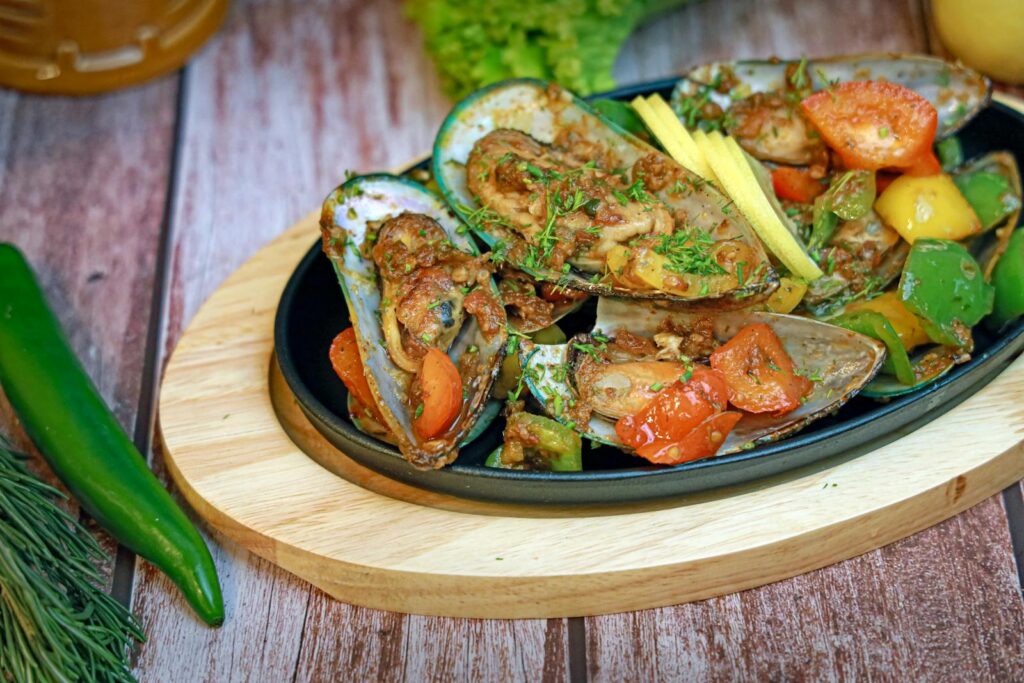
329,328,384,422
615,366,729,449
413,348,463,439
636,411,743,465
709,323,812,415
772,166,825,203
800,81,938,172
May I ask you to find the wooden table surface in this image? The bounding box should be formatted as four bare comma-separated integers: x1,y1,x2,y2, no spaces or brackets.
3,0,1024,679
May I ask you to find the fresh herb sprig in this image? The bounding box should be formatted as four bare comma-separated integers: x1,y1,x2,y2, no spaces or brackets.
0,439,143,683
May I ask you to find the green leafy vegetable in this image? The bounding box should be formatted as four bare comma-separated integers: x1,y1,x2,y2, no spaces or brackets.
0,440,143,682
405,0,693,99
592,98,648,136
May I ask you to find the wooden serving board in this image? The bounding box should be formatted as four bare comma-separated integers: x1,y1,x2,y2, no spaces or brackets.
158,95,1024,618
159,211,1024,618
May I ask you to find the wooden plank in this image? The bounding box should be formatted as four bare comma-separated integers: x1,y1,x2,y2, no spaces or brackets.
587,496,1024,680
0,78,179,579
614,0,929,82
590,0,1024,679
132,0,568,679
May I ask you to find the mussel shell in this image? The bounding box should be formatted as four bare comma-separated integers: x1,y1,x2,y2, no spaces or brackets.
675,53,991,138
432,79,778,308
347,394,503,448
524,298,885,455
320,174,507,468
861,347,957,398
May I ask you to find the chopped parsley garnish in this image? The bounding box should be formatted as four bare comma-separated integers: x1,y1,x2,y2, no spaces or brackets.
625,177,655,204
652,229,727,276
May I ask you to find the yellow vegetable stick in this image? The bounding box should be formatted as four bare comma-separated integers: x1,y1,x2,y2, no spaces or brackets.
703,132,823,281
646,94,714,181
630,96,700,176
689,129,722,186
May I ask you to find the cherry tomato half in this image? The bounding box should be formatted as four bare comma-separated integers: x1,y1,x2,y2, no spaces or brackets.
636,411,743,465
772,166,825,203
801,81,937,172
709,323,812,416
615,366,729,449
414,348,463,439
329,328,384,423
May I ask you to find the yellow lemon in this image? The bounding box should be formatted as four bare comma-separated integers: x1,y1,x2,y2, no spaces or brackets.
932,0,1024,84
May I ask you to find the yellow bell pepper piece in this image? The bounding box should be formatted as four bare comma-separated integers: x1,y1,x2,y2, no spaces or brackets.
874,173,982,244
846,291,931,351
765,277,808,313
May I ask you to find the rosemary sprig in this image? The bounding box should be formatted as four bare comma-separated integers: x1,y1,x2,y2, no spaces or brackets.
0,439,143,683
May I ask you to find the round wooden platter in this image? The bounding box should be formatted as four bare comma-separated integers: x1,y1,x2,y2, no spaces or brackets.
159,96,1024,619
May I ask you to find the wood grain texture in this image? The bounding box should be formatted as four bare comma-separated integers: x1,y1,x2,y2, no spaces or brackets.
131,0,567,679
614,0,928,82
0,79,179,578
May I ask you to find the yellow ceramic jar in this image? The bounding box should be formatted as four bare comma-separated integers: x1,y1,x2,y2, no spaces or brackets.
0,0,228,95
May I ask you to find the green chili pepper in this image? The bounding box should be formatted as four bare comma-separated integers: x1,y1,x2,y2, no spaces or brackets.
989,228,1024,329
0,244,224,626
953,170,1020,230
899,239,994,348
937,136,963,172
488,413,582,472
592,98,648,137
830,311,915,385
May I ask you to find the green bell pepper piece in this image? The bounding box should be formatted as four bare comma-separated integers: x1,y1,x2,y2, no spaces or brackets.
989,228,1024,329
953,171,1020,230
825,170,876,221
488,413,583,472
808,170,875,251
484,446,503,468
592,98,648,137
830,311,916,385
899,239,994,348
808,194,839,252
